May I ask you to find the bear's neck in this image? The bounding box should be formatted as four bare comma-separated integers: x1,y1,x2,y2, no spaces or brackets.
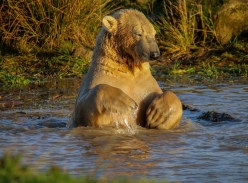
93,44,146,75
92,47,150,77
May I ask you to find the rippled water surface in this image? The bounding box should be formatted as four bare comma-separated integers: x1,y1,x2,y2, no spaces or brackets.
1,78,248,183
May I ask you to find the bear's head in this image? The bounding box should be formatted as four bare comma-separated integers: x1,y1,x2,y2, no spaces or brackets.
101,9,160,70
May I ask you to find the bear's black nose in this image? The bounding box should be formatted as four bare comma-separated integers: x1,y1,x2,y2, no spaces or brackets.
150,52,160,60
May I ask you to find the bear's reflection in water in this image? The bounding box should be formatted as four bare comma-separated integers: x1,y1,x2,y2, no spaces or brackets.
70,119,197,177
72,127,153,176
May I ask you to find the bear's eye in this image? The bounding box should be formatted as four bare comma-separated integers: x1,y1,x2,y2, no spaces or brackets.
135,33,142,37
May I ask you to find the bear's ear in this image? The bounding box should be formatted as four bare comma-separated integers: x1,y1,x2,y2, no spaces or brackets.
102,16,117,33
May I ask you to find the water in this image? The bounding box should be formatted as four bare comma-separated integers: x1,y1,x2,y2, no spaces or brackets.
1,78,248,182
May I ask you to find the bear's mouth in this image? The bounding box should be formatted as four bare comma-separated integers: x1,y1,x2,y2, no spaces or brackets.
149,51,160,60
139,52,160,61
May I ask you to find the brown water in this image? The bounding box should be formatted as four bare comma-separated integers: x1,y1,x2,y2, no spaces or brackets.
1,78,248,183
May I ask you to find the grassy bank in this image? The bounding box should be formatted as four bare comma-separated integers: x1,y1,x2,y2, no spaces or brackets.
151,47,248,79
0,0,247,87
0,153,164,183
0,54,90,86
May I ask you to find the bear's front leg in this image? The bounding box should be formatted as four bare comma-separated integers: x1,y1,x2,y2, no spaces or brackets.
146,91,182,129
73,84,137,127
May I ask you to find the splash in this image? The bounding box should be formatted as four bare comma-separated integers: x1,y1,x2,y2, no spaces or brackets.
111,109,138,135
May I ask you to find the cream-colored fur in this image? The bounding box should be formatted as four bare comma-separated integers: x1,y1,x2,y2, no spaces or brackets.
68,9,182,129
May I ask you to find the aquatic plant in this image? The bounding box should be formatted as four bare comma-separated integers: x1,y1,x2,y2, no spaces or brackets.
198,110,240,122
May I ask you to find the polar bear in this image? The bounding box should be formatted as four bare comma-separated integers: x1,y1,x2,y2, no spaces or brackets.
68,9,182,129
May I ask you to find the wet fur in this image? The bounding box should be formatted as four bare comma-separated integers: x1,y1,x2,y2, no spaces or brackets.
69,9,183,129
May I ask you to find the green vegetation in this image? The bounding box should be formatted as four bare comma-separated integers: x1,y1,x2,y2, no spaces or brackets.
152,49,248,79
1,0,115,51
0,55,90,86
154,0,218,54
0,0,115,86
0,153,164,183
0,0,247,87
